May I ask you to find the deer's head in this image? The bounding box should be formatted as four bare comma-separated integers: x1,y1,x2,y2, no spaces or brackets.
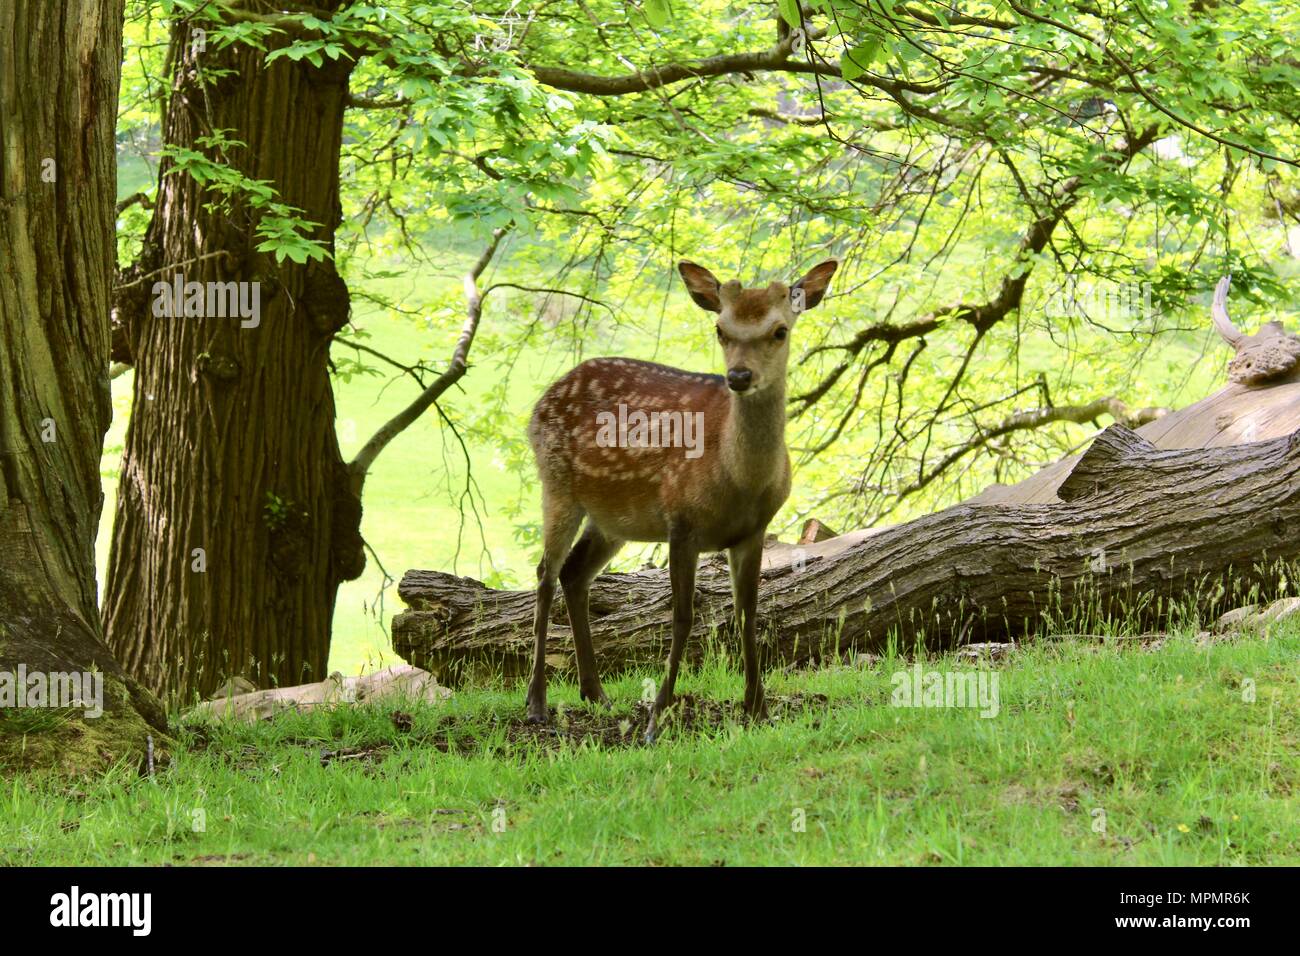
1212,276,1300,385
678,259,839,396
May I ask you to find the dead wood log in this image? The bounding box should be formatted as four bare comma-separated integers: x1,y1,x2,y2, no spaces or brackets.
964,277,1300,508
779,372,1300,566
394,425,1300,686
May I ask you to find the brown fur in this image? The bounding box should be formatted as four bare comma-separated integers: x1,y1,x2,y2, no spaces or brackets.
529,358,788,548
723,284,787,324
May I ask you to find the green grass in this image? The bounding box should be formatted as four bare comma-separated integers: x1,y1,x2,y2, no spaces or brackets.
6,621,1297,865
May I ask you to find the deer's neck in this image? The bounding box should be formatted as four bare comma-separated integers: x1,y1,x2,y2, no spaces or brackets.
721,383,788,482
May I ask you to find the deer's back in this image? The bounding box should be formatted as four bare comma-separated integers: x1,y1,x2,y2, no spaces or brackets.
530,357,784,545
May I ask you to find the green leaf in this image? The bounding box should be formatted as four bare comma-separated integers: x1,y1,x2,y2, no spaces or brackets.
778,0,801,29
841,38,882,80
643,0,671,29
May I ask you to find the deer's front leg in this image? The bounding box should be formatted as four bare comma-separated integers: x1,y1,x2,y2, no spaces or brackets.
646,531,698,744
729,530,767,721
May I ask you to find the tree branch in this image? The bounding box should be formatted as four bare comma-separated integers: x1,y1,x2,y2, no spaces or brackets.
335,335,431,386
525,31,940,98
346,93,412,110
1007,0,1299,167
347,225,510,493
792,124,1161,415
889,397,1170,506
115,191,154,214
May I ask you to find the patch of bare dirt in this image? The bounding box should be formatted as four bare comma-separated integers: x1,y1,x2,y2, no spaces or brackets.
179,692,833,769
496,692,831,752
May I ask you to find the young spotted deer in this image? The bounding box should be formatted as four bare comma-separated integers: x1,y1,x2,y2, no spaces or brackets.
526,258,838,740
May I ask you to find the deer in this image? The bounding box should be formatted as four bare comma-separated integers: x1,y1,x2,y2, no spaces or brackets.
526,258,839,742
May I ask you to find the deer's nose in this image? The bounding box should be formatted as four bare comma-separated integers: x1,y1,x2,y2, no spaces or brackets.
726,368,753,392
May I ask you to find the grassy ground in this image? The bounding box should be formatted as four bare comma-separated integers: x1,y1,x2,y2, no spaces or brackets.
6,619,1297,865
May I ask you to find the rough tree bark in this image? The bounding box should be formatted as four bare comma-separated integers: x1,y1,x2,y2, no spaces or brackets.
103,3,365,702
0,0,167,770
393,416,1300,686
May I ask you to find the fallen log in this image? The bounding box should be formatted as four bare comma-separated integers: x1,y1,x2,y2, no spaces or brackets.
777,373,1300,567
394,424,1300,686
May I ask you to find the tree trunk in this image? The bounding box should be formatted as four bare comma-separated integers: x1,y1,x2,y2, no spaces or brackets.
393,424,1300,685
103,5,365,703
0,0,167,770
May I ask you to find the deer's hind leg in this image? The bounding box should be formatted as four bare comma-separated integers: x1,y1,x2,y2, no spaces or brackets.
528,489,584,724
559,521,624,707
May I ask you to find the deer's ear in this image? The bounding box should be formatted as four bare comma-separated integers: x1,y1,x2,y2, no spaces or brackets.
678,261,722,313
791,259,839,312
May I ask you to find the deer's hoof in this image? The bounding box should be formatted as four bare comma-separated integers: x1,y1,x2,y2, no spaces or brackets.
580,686,612,709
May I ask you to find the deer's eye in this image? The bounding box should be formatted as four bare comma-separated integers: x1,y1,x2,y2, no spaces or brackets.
773,327,788,342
